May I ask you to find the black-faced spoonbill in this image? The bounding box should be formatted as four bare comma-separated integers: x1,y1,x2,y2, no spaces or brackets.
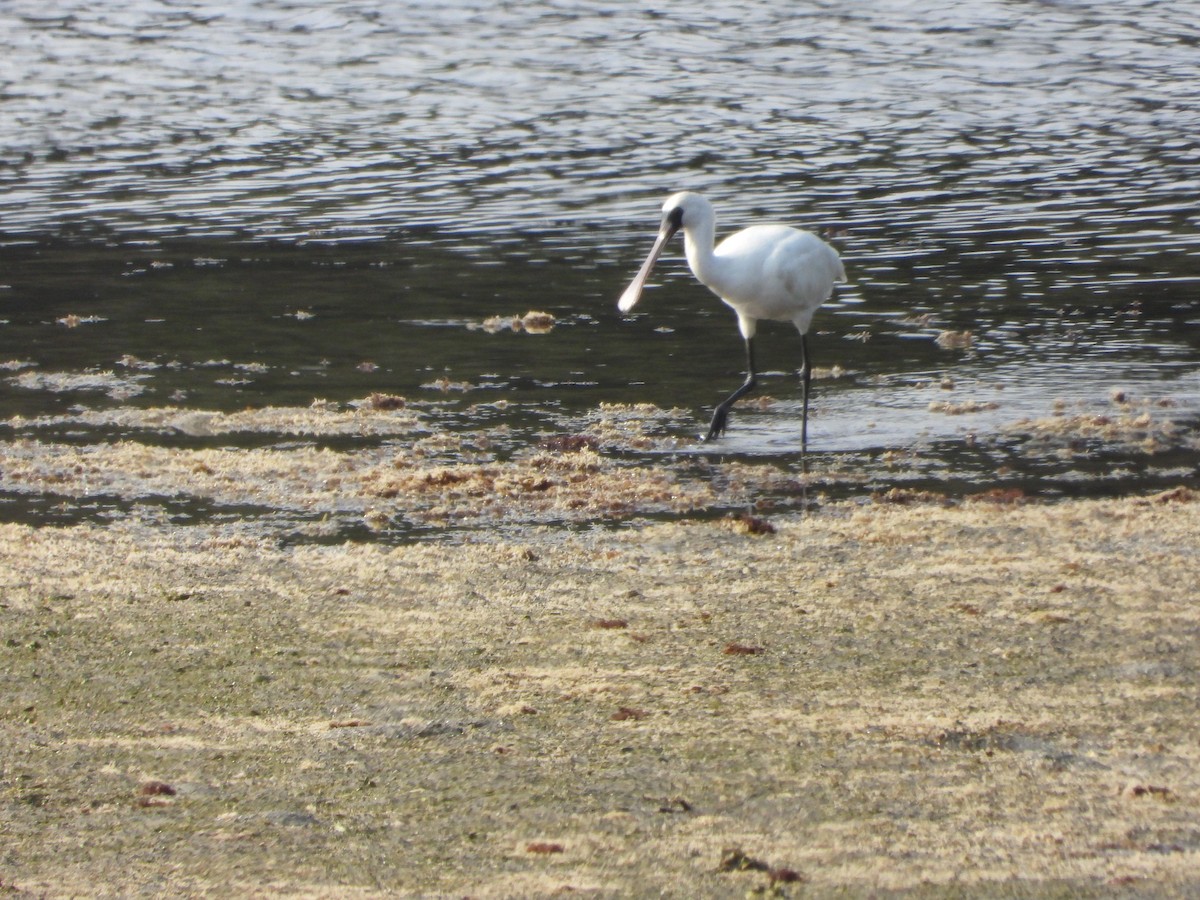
618,191,845,447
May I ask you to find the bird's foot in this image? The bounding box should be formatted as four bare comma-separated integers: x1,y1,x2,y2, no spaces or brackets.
704,409,729,442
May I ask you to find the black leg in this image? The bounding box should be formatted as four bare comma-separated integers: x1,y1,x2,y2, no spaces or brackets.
705,337,756,442
799,333,811,450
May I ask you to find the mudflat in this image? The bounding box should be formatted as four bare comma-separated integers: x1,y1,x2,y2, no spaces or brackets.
3,488,1198,897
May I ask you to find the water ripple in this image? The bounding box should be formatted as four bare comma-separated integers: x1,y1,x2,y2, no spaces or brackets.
0,0,1194,250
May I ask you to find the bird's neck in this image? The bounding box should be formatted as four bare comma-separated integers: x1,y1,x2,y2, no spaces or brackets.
682,220,724,292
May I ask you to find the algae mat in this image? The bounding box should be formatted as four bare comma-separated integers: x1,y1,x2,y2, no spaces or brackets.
2,493,1198,897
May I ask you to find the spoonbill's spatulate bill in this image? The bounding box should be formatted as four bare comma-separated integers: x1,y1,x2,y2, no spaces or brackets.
618,191,845,447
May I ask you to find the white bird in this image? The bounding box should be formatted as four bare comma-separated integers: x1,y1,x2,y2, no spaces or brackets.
618,191,846,447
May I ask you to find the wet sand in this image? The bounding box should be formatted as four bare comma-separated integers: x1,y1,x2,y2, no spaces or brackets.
3,479,1198,897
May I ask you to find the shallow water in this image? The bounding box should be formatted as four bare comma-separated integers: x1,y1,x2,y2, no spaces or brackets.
2,0,1198,536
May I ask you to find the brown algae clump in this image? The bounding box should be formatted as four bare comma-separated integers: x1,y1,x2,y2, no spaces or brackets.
476,310,556,334
364,447,716,524
1010,394,1192,455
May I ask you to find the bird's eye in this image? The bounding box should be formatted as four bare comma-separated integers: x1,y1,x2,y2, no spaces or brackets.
667,206,684,229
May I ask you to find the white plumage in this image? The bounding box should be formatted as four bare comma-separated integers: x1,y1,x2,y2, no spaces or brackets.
618,191,845,446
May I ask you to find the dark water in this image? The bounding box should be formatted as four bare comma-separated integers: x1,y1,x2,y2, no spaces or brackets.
2,0,1199,535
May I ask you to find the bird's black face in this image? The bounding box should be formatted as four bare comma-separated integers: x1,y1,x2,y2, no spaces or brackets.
663,205,684,236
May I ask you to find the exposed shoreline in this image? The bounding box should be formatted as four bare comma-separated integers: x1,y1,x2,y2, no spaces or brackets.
2,390,1195,539
3,490,1198,896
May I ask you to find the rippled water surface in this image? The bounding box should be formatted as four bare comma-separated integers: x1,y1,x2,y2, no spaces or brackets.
2,0,1198,535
